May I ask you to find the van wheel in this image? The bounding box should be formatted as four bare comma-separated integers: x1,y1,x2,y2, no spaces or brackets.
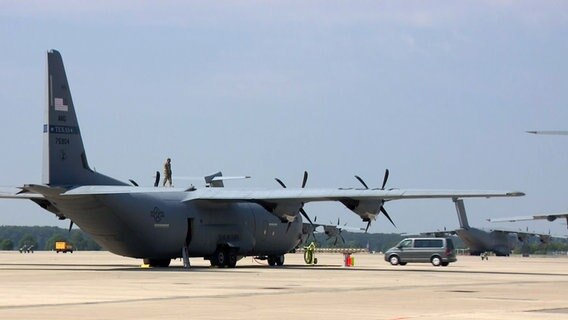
389,255,400,266
441,262,449,267
431,256,442,266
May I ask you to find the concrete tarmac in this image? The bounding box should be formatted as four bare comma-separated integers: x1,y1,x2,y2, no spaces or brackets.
0,251,567,320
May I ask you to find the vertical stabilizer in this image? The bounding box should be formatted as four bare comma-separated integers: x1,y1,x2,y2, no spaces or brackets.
43,50,126,187
453,198,470,229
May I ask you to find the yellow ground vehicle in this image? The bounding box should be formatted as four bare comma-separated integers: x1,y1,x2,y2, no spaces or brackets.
55,241,74,253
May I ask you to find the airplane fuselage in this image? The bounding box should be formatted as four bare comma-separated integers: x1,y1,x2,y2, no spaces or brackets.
50,190,303,260
456,227,513,256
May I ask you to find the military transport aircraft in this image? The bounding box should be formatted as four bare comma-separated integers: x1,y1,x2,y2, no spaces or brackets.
423,199,551,256
0,50,524,268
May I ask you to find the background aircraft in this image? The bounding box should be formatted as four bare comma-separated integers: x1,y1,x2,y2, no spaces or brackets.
422,199,551,256
0,50,523,268
526,131,568,135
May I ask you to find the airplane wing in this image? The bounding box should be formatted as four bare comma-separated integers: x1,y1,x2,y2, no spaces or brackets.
488,213,568,223
9,184,523,227
184,188,523,202
184,188,523,223
0,187,45,200
489,228,560,243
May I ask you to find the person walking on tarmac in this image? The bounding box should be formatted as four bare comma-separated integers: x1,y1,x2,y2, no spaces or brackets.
163,158,173,187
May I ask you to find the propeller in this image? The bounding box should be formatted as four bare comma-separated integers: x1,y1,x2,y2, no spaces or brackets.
129,179,139,187
68,220,74,233
324,218,347,246
154,171,160,187
275,171,315,234
354,169,396,232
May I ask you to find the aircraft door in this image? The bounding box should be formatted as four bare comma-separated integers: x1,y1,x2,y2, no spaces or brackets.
185,218,193,248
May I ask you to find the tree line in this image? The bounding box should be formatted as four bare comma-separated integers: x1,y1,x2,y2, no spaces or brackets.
0,226,101,251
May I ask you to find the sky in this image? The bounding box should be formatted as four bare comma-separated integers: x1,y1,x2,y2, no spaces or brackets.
1,1,568,236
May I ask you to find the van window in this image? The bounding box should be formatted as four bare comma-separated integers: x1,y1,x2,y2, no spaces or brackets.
414,239,443,248
399,239,412,248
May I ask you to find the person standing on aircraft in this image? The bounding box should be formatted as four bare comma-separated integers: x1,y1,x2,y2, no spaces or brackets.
163,158,172,187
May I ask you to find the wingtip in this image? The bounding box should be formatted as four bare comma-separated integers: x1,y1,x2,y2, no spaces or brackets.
507,191,525,197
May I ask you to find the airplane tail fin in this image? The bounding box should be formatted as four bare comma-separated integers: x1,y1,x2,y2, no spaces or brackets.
453,198,470,229
43,50,126,187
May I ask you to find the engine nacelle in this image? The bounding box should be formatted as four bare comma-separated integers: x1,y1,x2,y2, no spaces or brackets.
539,235,551,244
517,234,528,242
260,201,302,223
340,199,380,222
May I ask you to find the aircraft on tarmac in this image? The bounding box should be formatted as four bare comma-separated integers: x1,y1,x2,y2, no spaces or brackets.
423,199,551,256
488,213,568,230
0,50,524,268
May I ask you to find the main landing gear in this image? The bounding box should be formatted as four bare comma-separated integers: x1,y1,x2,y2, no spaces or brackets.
257,254,285,266
267,255,285,266
209,246,238,268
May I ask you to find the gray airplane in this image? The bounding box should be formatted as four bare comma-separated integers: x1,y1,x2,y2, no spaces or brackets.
0,50,524,268
424,199,551,256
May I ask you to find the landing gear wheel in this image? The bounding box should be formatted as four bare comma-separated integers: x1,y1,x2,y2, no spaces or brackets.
267,256,276,266
214,249,227,267
389,255,400,266
275,254,285,266
431,256,442,266
227,251,237,268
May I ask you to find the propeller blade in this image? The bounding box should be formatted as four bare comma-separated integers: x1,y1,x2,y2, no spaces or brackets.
285,222,292,233
380,207,396,228
301,171,308,188
365,220,371,233
299,208,314,226
300,208,317,240
154,171,160,187
381,169,390,190
354,175,369,189
68,221,74,233
129,179,139,187
334,237,338,246
339,234,345,244
275,178,287,188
